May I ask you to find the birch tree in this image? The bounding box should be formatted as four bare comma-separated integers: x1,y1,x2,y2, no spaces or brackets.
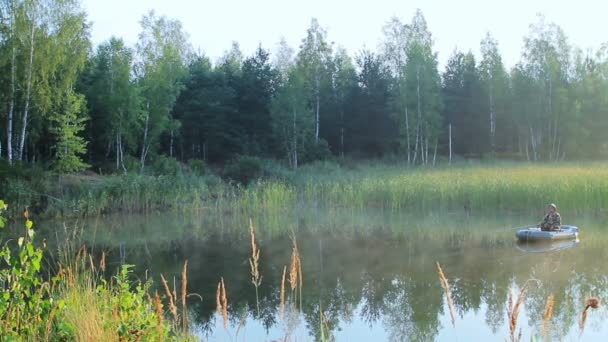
479,32,508,153
297,18,332,144
520,14,571,160
332,47,357,157
135,11,189,172
404,10,442,165
271,66,311,168
82,37,140,172
381,16,411,162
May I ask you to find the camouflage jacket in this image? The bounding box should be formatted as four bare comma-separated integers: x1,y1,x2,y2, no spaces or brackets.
541,212,562,229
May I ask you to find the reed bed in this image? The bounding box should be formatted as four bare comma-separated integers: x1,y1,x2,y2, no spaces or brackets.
507,285,527,342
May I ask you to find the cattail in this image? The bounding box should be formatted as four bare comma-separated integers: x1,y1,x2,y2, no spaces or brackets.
580,297,600,333
160,274,177,319
100,250,106,272
436,262,456,327
280,266,286,320
541,294,555,337
154,291,164,341
216,277,228,329
181,260,188,332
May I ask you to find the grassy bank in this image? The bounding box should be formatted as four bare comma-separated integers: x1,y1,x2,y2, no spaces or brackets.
4,160,608,219
239,162,608,215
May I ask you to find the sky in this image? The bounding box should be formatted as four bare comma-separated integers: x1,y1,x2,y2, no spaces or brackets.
82,0,607,69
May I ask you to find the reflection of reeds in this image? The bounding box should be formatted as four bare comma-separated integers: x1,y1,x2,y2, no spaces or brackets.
507,286,527,342
249,219,262,315
580,297,600,333
216,277,228,329
541,294,554,338
436,262,456,327
280,266,287,320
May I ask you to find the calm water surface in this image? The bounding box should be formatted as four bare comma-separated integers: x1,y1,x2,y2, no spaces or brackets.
46,208,608,341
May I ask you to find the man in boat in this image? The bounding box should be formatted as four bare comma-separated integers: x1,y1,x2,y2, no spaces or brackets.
539,203,561,231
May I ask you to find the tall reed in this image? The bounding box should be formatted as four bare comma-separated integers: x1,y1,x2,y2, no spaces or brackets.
436,262,456,327
541,294,554,338
216,277,228,329
248,219,262,315
280,266,287,321
579,297,600,333
507,286,527,342
289,236,303,310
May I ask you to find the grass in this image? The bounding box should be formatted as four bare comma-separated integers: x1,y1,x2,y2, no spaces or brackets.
6,161,608,220
0,201,195,341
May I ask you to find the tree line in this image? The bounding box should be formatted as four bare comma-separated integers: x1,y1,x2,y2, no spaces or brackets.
1,3,607,173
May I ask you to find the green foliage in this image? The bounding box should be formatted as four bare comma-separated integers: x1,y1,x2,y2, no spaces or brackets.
0,201,191,340
0,202,68,339
97,265,166,340
223,155,264,184
151,155,181,176
50,90,90,173
187,159,207,176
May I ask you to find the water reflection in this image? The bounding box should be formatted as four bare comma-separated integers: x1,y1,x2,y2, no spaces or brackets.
47,209,608,341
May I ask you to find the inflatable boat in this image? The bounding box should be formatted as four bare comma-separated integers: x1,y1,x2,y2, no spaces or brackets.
516,225,579,242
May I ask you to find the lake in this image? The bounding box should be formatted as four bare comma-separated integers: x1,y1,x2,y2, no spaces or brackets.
45,208,608,341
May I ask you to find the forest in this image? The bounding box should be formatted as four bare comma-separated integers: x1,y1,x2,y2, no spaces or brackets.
1,1,608,175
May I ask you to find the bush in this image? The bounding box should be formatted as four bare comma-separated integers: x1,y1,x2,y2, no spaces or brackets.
223,155,263,185
301,139,332,163
187,159,207,176
150,155,181,176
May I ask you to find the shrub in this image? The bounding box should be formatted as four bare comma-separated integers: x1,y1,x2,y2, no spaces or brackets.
223,155,263,185
187,159,207,176
151,155,181,176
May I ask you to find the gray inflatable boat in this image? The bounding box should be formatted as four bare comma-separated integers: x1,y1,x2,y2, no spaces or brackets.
516,225,579,242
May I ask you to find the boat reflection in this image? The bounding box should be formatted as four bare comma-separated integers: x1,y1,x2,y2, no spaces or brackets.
515,239,580,253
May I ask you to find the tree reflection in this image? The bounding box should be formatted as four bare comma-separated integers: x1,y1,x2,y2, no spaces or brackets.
69,211,608,341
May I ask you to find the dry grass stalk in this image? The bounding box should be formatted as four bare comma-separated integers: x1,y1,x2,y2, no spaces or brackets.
249,219,262,287
541,294,555,337
249,219,262,315
44,304,58,340
181,260,188,332
288,236,303,311
160,274,177,319
216,277,228,329
289,240,299,291
154,291,164,341
436,262,456,327
100,250,106,272
507,286,527,342
280,266,287,321
579,297,600,333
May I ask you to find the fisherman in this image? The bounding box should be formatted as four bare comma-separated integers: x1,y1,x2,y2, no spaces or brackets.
539,203,561,231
